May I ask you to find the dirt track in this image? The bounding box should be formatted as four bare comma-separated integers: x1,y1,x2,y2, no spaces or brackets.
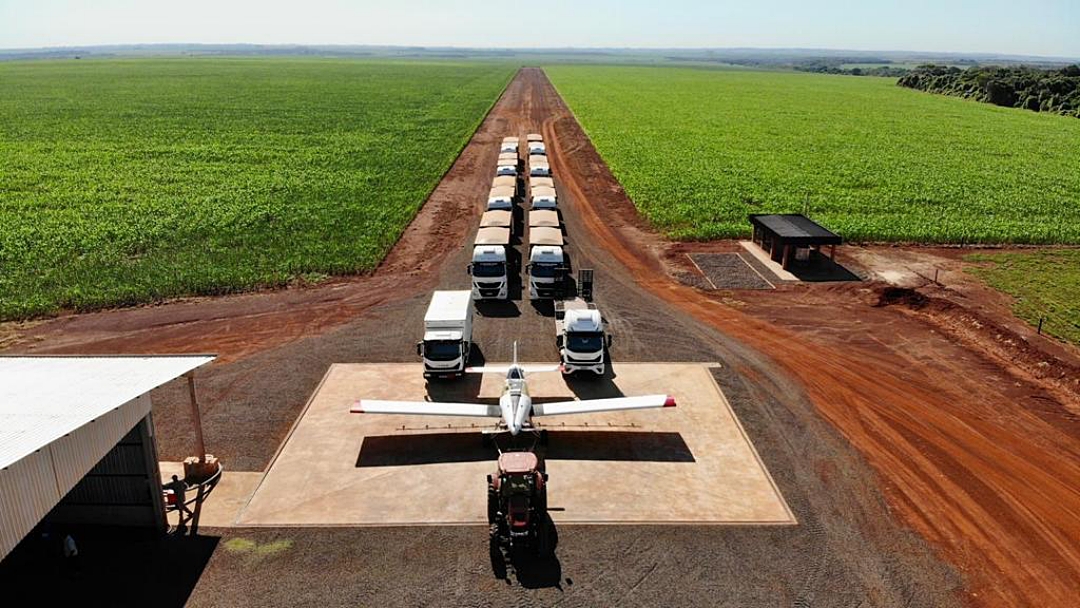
4,68,1080,606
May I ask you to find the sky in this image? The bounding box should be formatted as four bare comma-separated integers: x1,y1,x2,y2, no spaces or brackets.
1,0,1077,58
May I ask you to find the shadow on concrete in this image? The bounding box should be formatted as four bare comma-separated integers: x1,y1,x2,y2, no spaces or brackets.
788,257,863,282
356,430,693,467
563,365,623,399
425,365,483,400
0,526,219,608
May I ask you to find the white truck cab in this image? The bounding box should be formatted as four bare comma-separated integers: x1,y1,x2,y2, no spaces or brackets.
557,307,608,376
469,227,511,300
530,163,551,178
500,141,519,154
527,242,565,300
496,164,517,177
418,290,473,378
528,142,546,156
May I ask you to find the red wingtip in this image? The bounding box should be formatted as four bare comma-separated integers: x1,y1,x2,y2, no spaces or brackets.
664,396,677,408
351,400,364,413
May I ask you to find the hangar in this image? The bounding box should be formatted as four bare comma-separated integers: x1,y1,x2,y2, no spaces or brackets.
0,355,214,560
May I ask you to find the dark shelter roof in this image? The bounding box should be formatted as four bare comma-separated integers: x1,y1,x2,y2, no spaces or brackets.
749,214,842,246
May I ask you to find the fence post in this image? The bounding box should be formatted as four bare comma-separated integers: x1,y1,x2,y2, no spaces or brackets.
1038,317,1044,335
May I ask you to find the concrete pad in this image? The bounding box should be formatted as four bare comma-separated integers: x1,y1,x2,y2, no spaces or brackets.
237,363,794,526
739,240,799,282
160,462,263,528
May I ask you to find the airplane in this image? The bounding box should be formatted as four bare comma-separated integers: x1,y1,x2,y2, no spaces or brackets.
351,343,675,437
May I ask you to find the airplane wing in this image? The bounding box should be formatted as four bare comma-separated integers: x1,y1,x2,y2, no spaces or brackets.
532,394,676,416
465,365,562,374
352,399,502,418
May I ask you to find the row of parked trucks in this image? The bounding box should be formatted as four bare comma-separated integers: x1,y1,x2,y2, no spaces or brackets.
420,134,610,378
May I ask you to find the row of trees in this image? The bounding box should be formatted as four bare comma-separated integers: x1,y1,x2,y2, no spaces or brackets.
897,64,1080,117
795,62,909,77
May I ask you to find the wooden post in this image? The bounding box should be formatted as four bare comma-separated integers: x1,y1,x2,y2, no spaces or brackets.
782,244,792,270
1038,317,1044,335
830,244,836,261
186,372,207,464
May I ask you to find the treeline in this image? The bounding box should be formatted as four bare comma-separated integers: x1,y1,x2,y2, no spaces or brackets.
795,62,909,77
898,64,1080,117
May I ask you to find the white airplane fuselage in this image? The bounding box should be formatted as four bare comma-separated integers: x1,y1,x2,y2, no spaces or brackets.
499,368,533,435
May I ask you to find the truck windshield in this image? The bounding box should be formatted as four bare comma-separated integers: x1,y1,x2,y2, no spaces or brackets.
567,332,604,353
425,341,461,361
472,262,505,278
531,263,558,278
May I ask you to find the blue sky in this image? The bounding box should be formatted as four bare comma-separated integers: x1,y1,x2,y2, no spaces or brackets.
1,0,1077,58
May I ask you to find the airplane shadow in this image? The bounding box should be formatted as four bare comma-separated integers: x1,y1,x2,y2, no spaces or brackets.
562,365,623,400
356,430,694,467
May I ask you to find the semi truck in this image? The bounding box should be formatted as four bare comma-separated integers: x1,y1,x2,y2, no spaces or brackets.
488,186,516,210
530,186,557,209
554,269,610,376
528,141,546,156
498,152,523,171
529,161,551,178
500,139,519,154
469,226,512,300
417,290,474,378
527,226,567,300
481,209,514,234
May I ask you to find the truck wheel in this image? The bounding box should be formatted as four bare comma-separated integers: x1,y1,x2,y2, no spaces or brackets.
487,492,499,524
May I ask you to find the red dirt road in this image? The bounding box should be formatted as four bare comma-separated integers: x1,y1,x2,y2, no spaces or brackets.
541,72,1080,606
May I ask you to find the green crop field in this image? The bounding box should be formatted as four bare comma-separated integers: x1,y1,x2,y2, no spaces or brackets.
966,250,1080,346
546,65,1080,244
0,58,513,320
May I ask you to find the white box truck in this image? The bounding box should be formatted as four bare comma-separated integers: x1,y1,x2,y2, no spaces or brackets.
555,270,609,376
417,290,474,378
469,226,512,300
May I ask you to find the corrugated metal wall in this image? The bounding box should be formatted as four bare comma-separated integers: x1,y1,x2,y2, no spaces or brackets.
0,394,154,560
51,405,165,528
0,449,59,558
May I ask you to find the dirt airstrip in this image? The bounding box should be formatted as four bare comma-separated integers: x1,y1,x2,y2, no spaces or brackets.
3,68,1079,607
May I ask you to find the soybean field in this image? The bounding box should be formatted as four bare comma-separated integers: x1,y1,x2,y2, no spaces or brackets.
0,59,513,320
546,65,1080,244
966,249,1080,346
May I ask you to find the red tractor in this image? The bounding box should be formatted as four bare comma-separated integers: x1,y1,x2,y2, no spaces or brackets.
487,451,553,557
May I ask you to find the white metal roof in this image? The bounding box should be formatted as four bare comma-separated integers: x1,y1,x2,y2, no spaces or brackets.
424,291,472,323
0,356,214,470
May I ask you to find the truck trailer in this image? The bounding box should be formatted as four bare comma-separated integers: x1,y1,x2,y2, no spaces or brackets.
417,290,474,378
